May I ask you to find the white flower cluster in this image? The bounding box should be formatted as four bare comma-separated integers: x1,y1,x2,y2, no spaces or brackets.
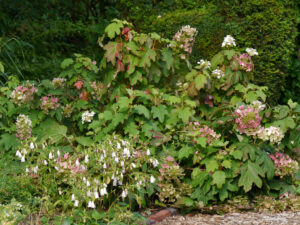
222,35,236,48
16,114,32,140
246,48,258,56
16,142,36,163
68,137,159,209
197,59,211,69
212,69,225,79
81,111,95,124
251,100,266,111
257,126,284,144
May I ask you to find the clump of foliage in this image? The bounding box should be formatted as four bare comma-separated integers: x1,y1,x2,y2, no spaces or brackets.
0,20,300,223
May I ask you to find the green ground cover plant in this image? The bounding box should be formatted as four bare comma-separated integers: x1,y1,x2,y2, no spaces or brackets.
0,20,300,224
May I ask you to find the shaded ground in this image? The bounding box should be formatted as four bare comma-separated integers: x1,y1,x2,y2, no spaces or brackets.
157,212,300,225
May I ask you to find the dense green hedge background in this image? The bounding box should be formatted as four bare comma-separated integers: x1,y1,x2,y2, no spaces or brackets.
0,0,299,104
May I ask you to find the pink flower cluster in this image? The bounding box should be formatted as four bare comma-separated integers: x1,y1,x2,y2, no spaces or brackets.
40,95,60,114
171,25,197,59
269,153,299,178
158,156,179,181
235,53,254,72
188,122,221,144
10,82,38,106
233,105,262,136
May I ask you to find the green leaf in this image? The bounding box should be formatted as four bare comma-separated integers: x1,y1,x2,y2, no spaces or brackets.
103,42,119,65
151,105,168,123
205,159,219,172
238,161,264,192
257,151,275,180
231,150,243,160
134,105,150,119
224,50,236,60
272,117,295,133
91,210,105,220
0,133,20,150
124,121,139,136
197,137,207,148
192,169,209,187
175,197,194,207
194,74,207,90
177,107,194,123
0,62,4,73
167,95,181,104
244,91,257,103
61,58,74,69
117,96,132,110
139,48,156,68
212,171,226,189
105,22,123,39
75,136,93,146
222,160,232,169
178,145,193,160
130,70,143,85
161,48,174,70
211,53,224,68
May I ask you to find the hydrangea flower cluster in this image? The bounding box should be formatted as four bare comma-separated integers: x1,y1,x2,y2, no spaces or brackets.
52,78,66,88
40,95,60,114
212,69,225,79
81,111,95,124
157,156,191,202
16,114,32,140
197,59,211,69
10,82,38,106
222,35,236,48
257,126,284,144
233,105,262,136
171,25,197,59
251,100,266,111
269,153,299,178
235,53,254,72
246,48,258,56
188,122,221,144
90,81,106,101
62,104,73,118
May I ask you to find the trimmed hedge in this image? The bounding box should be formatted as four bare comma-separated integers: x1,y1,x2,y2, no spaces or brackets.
118,0,298,104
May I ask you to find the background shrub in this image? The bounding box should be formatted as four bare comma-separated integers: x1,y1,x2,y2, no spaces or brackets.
118,0,299,104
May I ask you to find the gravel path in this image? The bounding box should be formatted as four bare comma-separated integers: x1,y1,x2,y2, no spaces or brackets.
157,212,300,225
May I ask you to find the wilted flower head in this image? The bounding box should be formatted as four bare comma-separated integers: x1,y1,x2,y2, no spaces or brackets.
52,78,66,88
222,35,236,48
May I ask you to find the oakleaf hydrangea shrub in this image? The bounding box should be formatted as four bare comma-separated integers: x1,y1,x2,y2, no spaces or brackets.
0,20,299,222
